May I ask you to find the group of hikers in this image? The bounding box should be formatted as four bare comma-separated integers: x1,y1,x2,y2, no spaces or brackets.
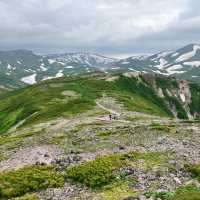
108,114,117,120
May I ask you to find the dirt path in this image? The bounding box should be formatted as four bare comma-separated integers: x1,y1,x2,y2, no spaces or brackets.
96,100,121,116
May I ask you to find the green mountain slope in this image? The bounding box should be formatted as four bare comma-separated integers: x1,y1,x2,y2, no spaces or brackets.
0,72,200,135
0,73,171,134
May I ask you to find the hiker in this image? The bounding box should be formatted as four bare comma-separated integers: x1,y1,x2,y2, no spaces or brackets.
109,114,112,120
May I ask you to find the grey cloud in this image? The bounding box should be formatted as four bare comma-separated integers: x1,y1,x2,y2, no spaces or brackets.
0,0,199,56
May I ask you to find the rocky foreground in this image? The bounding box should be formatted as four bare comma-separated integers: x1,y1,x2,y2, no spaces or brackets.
0,98,200,200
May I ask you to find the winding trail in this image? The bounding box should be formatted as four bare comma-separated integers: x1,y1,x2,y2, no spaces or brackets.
96,100,121,116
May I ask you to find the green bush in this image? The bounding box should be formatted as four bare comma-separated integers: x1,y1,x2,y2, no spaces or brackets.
169,186,200,200
185,164,200,181
66,154,125,189
147,186,200,200
0,165,64,199
66,151,169,189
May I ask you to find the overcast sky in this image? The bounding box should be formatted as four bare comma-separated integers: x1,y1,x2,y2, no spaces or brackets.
0,0,199,57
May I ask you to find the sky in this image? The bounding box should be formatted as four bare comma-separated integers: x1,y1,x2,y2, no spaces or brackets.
0,0,200,57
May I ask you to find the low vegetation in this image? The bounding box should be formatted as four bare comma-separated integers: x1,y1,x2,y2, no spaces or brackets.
11,193,39,200
66,152,171,189
66,154,125,189
0,165,64,199
148,186,200,200
185,164,200,181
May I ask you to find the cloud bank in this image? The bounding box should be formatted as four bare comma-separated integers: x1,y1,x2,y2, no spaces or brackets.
0,0,199,55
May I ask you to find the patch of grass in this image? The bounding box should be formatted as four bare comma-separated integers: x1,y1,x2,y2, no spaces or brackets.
0,153,7,161
185,164,200,181
180,119,200,124
145,191,173,199
66,154,125,189
169,186,200,200
0,130,43,152
150,123,171,132
96,130,114,137
150,186,200,200
0,165,64,199
98,182,137,200
66,151,171,189
11,193,39,200
122,151,172,170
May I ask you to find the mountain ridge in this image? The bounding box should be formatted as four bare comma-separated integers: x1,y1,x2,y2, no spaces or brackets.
1,44,200,89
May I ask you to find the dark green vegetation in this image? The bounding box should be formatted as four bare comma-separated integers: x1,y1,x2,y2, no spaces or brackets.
1,73,193,134
66,154,125,189
0,165,64,199
168,186,200,200
185,164,200,181
189,83,200,116
148,186,200,200
66,152,171,189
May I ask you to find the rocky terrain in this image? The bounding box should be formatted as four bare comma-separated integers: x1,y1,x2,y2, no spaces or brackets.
0,72,200,200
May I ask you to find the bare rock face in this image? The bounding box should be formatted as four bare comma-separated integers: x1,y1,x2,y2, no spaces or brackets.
178,80,191,104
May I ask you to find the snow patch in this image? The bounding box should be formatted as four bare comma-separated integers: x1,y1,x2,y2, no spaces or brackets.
42,76,55,81
183,61,200,67
21,74,37,84
111,67,120,70
155,58,168,69
121,61,130,64
55,70,64,78
167,64,183,72
176,45,200,62
39,63,47,71
65,66,74,69
7,64,12,70
48,59,56,64
171,52,179,57
57,61,65,66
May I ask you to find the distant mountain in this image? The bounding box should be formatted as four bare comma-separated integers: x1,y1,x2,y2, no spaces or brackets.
0,50,116,87
1,44,200,88
115,44,200,82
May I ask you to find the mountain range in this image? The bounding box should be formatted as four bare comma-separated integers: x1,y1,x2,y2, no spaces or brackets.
1,44,200,89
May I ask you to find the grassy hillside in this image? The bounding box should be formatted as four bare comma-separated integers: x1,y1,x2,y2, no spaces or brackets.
0,73,175,134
